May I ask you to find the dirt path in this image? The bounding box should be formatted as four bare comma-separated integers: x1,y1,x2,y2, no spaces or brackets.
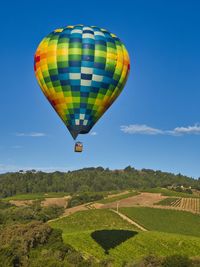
111,209,148,231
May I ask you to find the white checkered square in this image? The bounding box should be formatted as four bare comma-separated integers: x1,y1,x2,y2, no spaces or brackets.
83,120,88,125
69,73,81,80
79,114,85,120
83,27,93,31
83,33,94,39
71,29,82,34
75,119,80,125
81,67,93,74
94,31,105,37
92,74,103,82
81,79,92,86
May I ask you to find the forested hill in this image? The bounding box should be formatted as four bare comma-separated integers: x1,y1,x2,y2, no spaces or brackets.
0,166,199,198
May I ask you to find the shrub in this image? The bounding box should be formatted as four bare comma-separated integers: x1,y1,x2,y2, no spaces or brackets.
162,255,191,267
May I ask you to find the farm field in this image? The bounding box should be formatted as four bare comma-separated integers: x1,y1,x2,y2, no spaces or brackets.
49,209,138,232
7,190,200,216
156,197,200,213
63,231,200,266
155,197,178,206
49,209,200,266
99,191,139,204
3,192,68,201
120,207,200,237
178,198,200,213
101,192,166,209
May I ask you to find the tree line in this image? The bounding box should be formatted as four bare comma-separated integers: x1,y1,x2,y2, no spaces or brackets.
0,166,199,198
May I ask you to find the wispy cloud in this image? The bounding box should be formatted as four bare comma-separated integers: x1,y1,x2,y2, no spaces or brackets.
90,131,98,136
16,132,46,137
121,123,200,136
169,124,200,136
120,124,164,135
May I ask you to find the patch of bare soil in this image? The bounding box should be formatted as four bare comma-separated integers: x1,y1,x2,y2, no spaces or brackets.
88,203,104,209
101,192,167,209
63,204,88,216
41,196,71,208
9,200,34,206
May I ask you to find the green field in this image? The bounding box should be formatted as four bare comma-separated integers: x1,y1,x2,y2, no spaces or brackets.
120,207,200,237
63,230,200,265
99,191,139,204
49,209,200,266
3,192,68,201
49,209,138,232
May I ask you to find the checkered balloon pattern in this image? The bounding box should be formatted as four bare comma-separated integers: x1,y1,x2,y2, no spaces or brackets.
34,25,130,139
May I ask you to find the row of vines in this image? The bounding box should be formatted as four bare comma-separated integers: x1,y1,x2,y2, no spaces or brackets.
171,198,200,213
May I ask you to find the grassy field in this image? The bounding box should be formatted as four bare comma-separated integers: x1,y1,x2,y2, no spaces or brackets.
63,230,200,265
49,209,138,232
120,207,200,237
3,192,68,201
98,191,139,204
49,209,200,266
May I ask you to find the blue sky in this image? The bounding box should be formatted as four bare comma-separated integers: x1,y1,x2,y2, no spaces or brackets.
1,0,200,178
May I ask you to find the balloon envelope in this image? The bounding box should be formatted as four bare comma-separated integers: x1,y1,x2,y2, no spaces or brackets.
34,25,130,139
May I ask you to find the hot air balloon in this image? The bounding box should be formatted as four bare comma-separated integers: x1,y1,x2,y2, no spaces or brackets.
34,25,130,152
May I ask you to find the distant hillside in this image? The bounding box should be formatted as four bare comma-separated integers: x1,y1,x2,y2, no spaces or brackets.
0,166,199,198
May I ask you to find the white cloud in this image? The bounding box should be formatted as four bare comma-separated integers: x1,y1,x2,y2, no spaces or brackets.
170,124,200,136
120,124,164,135
90,131,98,136
121,123,200,136
16,132,46,137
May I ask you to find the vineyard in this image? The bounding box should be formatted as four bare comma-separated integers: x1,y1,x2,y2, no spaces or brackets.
173,198,200,213
120,207,200,237
50,208,200,265
157,197,200,213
